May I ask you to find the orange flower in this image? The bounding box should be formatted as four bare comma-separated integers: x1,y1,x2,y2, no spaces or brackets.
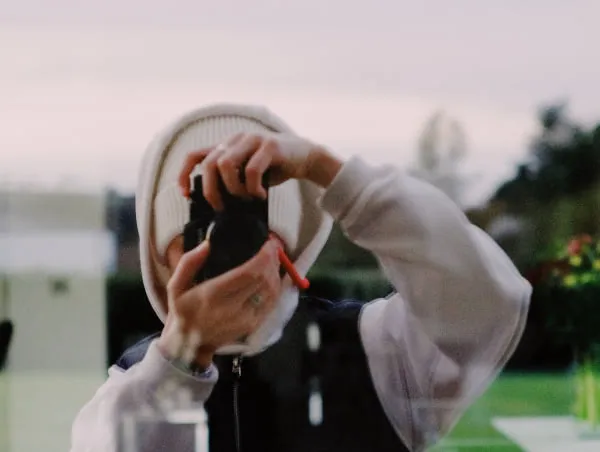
568,238,582,256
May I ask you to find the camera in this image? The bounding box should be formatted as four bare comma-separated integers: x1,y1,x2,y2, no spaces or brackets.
182,172,270,283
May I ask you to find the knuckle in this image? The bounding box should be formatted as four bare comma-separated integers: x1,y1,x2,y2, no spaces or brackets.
205,158,218,170
243,132,259,143
166,282,177,300
169,296,187,317
178,250,191,265
183,153,198,167
245,165,260,180
263,138,277,152
217,156,234,170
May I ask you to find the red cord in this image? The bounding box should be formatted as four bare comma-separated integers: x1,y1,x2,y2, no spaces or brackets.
277,248,310,290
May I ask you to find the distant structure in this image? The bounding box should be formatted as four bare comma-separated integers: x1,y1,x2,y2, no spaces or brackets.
0,187,115,373
410,110,469,206
105,190,140,274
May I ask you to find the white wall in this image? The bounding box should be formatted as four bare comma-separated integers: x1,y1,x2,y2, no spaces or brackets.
6,273,107,373
0,189,117,452
0,230,116,275
0,189,115,373
2,188,106,232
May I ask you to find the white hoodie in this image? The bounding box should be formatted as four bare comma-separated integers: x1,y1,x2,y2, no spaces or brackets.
69,147,531,452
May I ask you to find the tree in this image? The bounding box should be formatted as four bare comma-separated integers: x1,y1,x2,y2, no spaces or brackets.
489,102,600,265
493,103,600,206
410,110,469,206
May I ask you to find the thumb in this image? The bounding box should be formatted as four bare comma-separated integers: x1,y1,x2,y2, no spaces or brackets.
167,241,210,299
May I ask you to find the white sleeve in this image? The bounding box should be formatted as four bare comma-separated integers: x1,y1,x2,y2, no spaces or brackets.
69,339,219,452
318,156,531,451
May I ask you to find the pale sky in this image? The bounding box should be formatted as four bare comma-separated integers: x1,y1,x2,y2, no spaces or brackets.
2,0,599,206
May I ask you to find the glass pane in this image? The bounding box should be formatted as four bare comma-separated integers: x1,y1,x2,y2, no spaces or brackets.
2,4,599,451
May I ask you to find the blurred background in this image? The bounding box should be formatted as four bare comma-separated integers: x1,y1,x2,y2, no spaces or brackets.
1,1,600,451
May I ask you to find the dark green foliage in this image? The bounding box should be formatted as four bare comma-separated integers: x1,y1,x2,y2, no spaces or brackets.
306,269,393,301
536,284,600,355
105,269,392,366
493,103,600,207
313,223,380,270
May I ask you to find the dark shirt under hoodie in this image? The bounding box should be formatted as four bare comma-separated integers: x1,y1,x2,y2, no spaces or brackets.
115,297,410,452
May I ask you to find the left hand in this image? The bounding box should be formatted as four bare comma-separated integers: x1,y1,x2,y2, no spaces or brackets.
178,131,338,210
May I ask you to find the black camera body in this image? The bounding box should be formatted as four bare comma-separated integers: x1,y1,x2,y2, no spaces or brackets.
183,174,270,283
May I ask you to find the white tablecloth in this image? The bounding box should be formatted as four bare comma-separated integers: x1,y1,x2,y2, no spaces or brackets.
493,416,600,452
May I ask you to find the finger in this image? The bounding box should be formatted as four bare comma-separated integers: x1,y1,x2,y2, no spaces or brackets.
186,259,263,306
217,155,247,198
244,147,272,199
248,275,279,314
232,278,266,309
201,150,225,211
226,133,261,165
225,134,262,179
167,241,211,299
179,149,211,197
213,133,251,197
223,132,247,148
266,257,283,291
256,263,282,317
240,286,273,332
206,271,262,304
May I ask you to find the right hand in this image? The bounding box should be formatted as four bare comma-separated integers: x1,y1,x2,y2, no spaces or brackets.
157,236,282,369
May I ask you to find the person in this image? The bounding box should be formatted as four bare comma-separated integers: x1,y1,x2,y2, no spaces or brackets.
70,103,531,452
0,319,13,371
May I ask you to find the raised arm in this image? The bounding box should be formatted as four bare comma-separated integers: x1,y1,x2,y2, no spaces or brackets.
316,154,531,451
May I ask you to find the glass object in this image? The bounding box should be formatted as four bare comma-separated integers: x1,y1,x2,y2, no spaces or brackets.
118,382,209,452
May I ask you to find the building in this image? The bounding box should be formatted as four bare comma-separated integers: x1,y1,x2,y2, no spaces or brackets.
0,187,116,373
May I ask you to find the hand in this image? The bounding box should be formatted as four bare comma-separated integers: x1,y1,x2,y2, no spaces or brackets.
157,237,282,369
178,131,343,210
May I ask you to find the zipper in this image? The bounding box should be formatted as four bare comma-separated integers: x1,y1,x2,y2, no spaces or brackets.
232,355,243,452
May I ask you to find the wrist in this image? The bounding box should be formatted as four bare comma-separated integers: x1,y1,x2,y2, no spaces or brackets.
195,346,215,371
157,334,214,374
305,145,343,188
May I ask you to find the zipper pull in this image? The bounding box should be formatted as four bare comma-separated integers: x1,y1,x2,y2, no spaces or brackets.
232,355,243,379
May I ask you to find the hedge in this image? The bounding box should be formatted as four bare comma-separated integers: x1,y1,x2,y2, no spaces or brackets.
105,269,392,366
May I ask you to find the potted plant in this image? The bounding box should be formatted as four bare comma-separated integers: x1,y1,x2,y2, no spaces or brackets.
533,234,600,437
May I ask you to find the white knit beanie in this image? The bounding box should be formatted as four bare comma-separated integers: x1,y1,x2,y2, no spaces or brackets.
135,103,334,356
153,117,304,263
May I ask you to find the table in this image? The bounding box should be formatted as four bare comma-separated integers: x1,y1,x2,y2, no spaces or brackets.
492,416,600,452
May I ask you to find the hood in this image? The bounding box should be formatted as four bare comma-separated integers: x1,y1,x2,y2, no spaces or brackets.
135,103,334,356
